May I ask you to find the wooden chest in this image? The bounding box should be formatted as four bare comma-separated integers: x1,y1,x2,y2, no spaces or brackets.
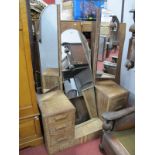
95,80,129,119
38,90,75,155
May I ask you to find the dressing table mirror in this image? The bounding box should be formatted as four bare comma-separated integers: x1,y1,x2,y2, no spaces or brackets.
25,3,102,154
60,29,97,124
38,5,61,93
94,11,126,84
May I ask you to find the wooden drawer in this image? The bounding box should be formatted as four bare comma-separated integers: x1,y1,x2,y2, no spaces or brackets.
61,21,81,32
48,120,74,134
47,111,74,125
108,94,128,111
95,80,129,118
19,116,43,148
49,128,74,146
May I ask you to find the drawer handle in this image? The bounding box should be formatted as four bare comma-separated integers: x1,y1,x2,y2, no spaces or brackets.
55,124,67,130
57,137,68,142
54,114,68,121
115,98,126,104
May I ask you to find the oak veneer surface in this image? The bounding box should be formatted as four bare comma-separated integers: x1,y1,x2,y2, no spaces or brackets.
95,80,128,98
19,0,42,149
38,90,75,155
42,68,60,92
82,86,98,118
38,90,75,117
95,80,129,118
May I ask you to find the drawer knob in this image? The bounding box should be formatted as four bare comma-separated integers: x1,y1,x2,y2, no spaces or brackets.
34,116,39,120
54,114,67,121
55,124,67,130
57,137,68,142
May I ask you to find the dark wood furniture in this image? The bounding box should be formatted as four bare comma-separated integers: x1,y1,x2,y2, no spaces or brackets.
99,106,135,155
19,0,43,149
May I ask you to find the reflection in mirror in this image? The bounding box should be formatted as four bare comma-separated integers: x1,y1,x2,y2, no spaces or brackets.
38,5,59,93
61,29,94,124
96,14,120,80
61,29,93,98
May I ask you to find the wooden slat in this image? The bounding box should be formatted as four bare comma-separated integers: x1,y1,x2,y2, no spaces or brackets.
61,21,81,33
93,9,101,83
19,0,43,149
82,86,97,118
20,0,39,116
115,23,126,84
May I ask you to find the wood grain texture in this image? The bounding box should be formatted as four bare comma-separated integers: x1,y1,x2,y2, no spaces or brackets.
46,118,103,155
19,0,39,118
42,68,59,93
19,0,43,149
115,23,126,84
82,86,97,118
19,116,43,148
61,21,82,33
93,19,126,84
38,90,75,117
57,5,63,90
95,80,129,119
92,9,101,83
38,90,75,155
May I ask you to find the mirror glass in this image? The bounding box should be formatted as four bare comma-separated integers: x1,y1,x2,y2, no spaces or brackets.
96,13,120,80
61,29,93,99
38,5,59,93
61,29,94,124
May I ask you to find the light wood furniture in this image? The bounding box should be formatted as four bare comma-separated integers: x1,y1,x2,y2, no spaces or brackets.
95,80,129,119
42,68,59,93
38,90,75,155
38,90,103,154
61,21,94,33
82,86,98,118
19,0,43,149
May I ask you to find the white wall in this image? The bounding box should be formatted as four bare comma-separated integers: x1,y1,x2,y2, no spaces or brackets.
107,0,135,105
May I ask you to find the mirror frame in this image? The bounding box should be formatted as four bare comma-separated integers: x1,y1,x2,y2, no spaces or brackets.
59,22,96,90
93,9,126,84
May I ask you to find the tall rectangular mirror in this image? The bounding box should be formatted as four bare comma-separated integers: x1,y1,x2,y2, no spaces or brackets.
94,9,126,84
60,29,97,124
38,5,60,93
